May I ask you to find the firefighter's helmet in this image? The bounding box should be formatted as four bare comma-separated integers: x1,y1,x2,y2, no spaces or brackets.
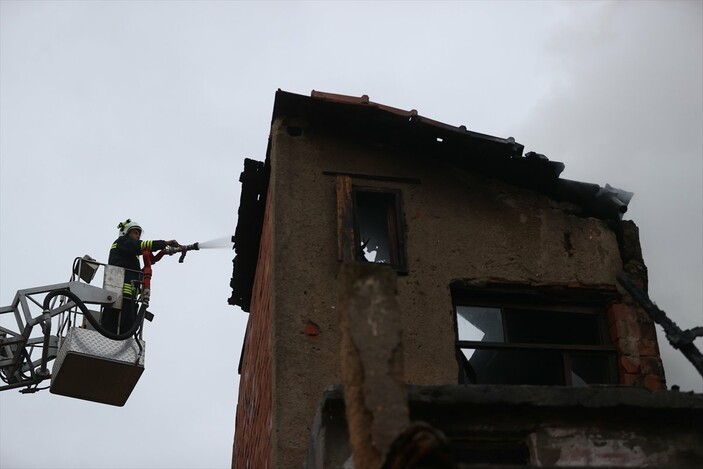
118,219,143,236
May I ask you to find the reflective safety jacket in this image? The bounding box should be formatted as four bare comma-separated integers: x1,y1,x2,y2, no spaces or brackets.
109,236,168,298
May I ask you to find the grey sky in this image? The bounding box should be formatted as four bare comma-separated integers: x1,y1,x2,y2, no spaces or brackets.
1,1,701,468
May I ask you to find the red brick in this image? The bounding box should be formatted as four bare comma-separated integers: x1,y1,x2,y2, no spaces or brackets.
610,319,641,342
644,374,664,391
640,356,664,377
621,372,641,386
305,320,321,339
639,321,658,342
233,188,274,469
607,303,638,325
619,355,640,374
639,338,660,357
615,337,640,357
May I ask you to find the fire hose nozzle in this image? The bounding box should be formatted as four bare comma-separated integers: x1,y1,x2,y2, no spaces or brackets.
178,242,199,263
163,242,199,263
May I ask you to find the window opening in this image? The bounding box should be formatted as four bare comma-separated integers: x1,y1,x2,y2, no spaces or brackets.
456,306,504,360
336,175,408,272
455,301,616,386
504,308,603,345
355,191,399,264
569,353,615,387
354,188,406,272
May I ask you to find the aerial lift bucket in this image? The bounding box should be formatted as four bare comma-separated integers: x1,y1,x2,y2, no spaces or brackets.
50,327,145,406
49,263,147,406
1,251,181,402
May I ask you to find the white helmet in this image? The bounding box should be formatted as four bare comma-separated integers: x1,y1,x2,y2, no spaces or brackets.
117,219,143,237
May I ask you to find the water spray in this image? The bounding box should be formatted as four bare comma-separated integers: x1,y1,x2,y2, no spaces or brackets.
196,236,234,249
163,236,233,263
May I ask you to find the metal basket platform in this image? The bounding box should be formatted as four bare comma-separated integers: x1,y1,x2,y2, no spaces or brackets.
50,327,145,406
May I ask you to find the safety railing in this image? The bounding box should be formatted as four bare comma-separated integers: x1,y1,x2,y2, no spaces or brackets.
0,256,149,393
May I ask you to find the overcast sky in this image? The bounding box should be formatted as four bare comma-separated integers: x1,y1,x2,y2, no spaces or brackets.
1,1,701,468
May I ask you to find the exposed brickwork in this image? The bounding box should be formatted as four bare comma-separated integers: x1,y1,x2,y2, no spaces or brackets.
607,302,665,390
305,320,321,339
607,219,665,391
611,220,648,290
232,188,274,468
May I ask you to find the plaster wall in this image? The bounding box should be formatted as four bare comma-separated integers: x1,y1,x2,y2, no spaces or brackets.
529,426,701,467
268,119,623,466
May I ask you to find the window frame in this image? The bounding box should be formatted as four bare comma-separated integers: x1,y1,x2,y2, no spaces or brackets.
453,291,617,386
336,175,408,273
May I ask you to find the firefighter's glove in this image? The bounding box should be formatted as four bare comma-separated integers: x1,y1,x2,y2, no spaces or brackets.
166,239,180,247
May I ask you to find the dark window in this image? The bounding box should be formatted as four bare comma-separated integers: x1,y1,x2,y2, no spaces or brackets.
455,299,616,386
336,176,407,272
354,188,405,267
452,439,530,465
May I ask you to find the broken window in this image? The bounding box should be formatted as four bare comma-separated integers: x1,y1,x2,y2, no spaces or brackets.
336,176,407,272
454,297,616,386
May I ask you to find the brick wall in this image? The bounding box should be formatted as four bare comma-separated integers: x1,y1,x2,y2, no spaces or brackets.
232,187,274,468
608,301,665,390
609,220,665,390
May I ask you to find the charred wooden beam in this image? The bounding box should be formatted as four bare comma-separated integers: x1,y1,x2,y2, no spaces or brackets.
617,271,703,377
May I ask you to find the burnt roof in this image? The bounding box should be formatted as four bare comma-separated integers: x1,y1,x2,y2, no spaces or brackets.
229,158,269,311
277,90,528,158
272,90,632,220
229,90,634,312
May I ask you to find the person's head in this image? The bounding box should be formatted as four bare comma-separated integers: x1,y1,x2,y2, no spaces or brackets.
118,219,143,239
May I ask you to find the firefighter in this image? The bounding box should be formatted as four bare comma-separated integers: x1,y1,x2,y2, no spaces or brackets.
100,219,180,334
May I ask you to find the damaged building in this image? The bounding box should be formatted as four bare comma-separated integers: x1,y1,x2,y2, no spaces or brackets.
229,90,703,468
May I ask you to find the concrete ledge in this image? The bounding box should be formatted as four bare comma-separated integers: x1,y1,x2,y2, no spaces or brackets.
307,384,703,468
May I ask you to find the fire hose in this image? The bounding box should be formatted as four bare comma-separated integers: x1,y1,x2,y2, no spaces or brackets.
141,243,199,306
51,243,201,341
43,289,146,342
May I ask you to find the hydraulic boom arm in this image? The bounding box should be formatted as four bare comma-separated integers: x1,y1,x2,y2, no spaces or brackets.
0,281,114,392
